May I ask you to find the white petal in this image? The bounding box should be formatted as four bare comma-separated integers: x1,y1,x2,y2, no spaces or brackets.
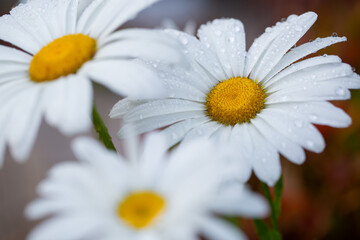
43,75,93,136
97,29,185,64
212,185,269,218
247,124,281,186
263,36,347,83
72,137,123,166
6,86,43,162
0,14,41,54
251,116,306,164
166,29,227,83
267,81,351,103
118,111,205,137
250,12,318,81
138,133,168,187
162,117,211,147
200,217,247,240
109,98,147,119
123,99,204,122
267,62,354,92
259,108,325,153
197,18,246,78
267,102,352,128
77,0,107,34
83,0,158,39
83,59,166,99
0,45,32,63
27,214,103,240
182,121,221,143
10,2,54,45
264,55,342,87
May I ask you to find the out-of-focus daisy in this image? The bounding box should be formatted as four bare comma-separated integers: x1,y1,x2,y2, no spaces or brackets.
0,0,184,165
26,133,268,240
111,12,360,185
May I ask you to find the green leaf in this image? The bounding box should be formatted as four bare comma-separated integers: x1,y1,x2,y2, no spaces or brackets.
274,176,283,219
92,105,116,151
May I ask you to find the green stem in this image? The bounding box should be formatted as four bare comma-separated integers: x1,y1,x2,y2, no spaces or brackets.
92,104,116,151
261,182,280,231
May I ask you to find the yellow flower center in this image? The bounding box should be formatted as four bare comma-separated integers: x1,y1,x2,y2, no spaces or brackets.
29,34,96,82
205,77,266,126
117,191,165,229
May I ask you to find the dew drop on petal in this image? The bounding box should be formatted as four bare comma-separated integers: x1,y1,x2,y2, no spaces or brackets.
294,120,303,128
306,140,315,148
294,25,303,32
335,86,346,96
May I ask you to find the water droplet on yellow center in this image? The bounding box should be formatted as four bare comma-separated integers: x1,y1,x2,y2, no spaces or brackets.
29,34,96,82
205,77,267,126
117,191,165,229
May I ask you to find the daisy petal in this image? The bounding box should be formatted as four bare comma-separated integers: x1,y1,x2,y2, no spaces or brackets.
200,217,247,240
86,0,158,39
212,186,269,218
259,108,325,153
267,81,351,103
7,87,43,162
123,99,204,122
0,14,41,54
166,29,227,83
268,62,354,92
109,99,147,119
264,55,342,87
97,29,184,64
197,18,246,78
72,137,123,166
263,36,347,82
247,124,281,186
0,45,32,63
251,117,306,164
162,117,211,147
268,102,351,128
119,111,205,137
10,2,54,45
182,121,220,143
43,75,92,136
27,214,102,240
83,59,165,98
250,12,317,81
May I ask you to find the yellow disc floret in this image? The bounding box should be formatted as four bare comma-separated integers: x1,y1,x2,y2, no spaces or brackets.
205,77,267,126
117,191,165,229
29,34,96,82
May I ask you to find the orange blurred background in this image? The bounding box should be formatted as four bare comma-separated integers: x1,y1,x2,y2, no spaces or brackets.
0,0,359,239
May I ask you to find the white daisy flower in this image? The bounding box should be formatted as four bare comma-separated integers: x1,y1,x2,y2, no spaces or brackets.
110,12,360,186
25,133,268,240
0,0,184,165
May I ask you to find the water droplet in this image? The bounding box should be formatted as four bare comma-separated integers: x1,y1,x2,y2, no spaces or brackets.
180,36,188,45
234,26,241,32
294,120,303,128
215,30,222,36
228,36,235,43
310,114,318,121
331,32,338,37
306,140,314,148
294,25,303,32
335,86,346,96
265,27,272,33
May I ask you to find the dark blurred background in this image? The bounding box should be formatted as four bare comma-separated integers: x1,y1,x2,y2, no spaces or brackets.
0,0,359,239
